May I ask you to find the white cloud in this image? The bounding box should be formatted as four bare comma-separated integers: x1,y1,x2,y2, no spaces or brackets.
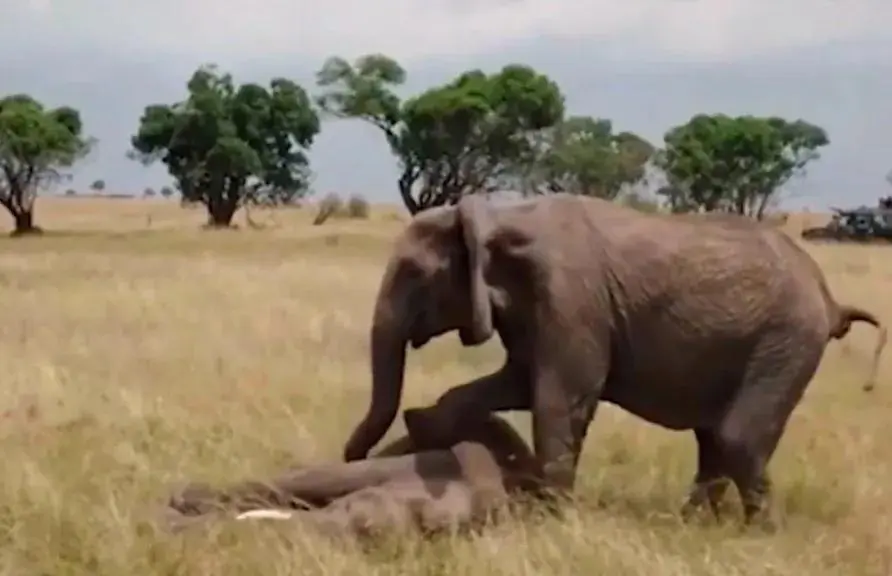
7,0,892,64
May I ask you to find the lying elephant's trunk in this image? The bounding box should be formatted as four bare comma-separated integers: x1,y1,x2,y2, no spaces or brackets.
239,454,420,508
177,451,460,513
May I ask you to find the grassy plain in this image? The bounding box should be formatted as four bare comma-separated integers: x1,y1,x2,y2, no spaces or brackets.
0,198,890,575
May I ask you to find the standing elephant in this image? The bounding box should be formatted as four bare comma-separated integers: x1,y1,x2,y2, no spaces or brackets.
342,194,886,528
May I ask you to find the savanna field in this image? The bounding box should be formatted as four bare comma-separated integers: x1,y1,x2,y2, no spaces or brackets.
1,198,890,575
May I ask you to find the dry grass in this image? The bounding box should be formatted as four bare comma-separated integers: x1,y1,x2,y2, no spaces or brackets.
0,198,890,575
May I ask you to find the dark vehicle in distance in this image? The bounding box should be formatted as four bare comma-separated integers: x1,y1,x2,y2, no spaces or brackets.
801,205,892,243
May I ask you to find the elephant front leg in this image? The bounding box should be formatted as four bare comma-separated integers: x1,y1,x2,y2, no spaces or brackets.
681,428,731,522
425,359,531,442
531,352,604,498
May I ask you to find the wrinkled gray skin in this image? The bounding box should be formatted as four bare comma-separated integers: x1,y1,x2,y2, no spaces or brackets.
691,211,885,389
167,408,542,537
342,194,886,529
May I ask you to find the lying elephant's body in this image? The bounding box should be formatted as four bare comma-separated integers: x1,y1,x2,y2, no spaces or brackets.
340,194,886,528
167,409,541,537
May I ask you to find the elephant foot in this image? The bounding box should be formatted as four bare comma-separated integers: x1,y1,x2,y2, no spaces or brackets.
679,499,721,525
742,504,781,534
680,478,729,524
679,499,705,522
523,485,571,520
739,476,780,533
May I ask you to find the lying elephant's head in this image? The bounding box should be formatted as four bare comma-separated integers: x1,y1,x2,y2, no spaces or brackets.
369,405,471,457
343,195,497,462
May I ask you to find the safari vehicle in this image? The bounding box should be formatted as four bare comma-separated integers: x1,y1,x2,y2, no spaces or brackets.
800,205,892,243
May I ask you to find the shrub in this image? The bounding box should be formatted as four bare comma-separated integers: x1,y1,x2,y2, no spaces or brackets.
621,191,661,213
313,192,344,225
346,194,370,219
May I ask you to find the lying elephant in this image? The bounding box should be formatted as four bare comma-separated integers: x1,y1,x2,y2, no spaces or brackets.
166,407,543,538
341,193,886,529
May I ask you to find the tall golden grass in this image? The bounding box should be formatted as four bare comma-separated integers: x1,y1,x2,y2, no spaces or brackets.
0,198,889,575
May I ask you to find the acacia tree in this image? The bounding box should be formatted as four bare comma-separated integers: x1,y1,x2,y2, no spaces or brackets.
654,114,828,218
523,116,654,199
130,64,320,227
0,94,92,234
315,54,565,214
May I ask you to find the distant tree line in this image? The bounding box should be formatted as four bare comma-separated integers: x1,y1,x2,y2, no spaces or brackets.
0,54,853,236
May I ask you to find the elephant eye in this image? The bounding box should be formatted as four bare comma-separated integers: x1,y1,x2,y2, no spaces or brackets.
402,259,432,287
392,258,421,284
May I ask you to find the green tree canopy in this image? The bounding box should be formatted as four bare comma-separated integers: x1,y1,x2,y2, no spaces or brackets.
159,185,174,198
654,114,829,218
0,94,92,234
315,54,565,214
130,64,321,227
527,116,655,199
90,179,105,191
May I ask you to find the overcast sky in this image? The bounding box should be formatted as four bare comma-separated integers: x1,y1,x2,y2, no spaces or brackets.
3,0,891,208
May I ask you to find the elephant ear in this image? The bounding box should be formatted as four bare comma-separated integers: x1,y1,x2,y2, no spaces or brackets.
456,195,495,346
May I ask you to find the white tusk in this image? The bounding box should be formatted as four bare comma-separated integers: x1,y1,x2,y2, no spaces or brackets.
235,509,295,521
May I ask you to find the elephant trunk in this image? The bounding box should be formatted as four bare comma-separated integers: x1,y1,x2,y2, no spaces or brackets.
343,287,408,462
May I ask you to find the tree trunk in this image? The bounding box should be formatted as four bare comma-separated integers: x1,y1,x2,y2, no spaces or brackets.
754,192,772,221
398,164,428,215
9,210,42,237
1,182,42,236
204,197,239,228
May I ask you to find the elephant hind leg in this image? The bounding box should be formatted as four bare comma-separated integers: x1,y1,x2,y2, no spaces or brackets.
715,335,824,530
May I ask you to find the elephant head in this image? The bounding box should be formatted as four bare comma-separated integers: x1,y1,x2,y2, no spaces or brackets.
343,195,497,462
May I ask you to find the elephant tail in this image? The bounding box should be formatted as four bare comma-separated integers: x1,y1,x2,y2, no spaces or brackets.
834,305,887,392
